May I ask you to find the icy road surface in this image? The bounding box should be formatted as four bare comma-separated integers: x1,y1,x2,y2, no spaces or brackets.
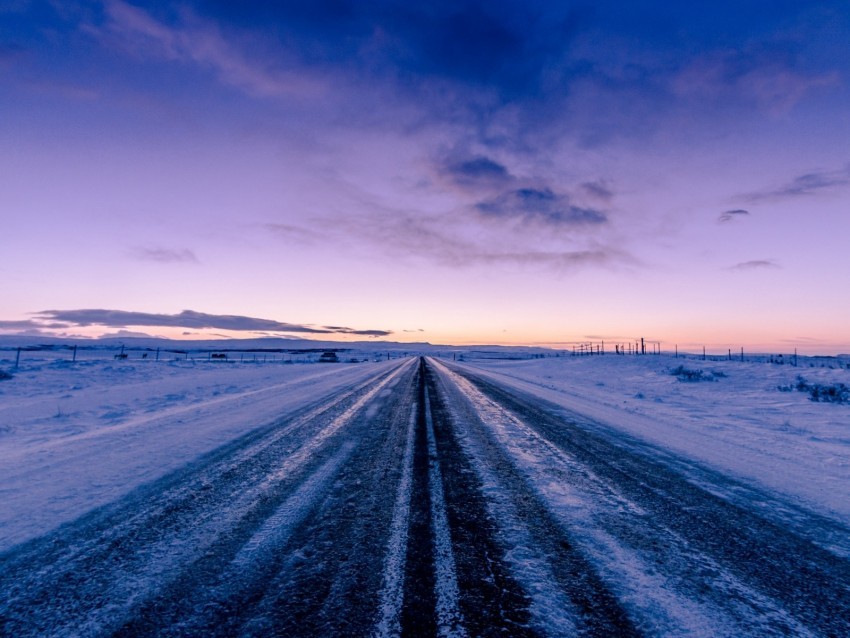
1,357,849,636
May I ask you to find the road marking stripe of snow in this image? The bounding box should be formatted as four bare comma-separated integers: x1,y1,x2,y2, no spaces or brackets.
373,402,417,638
230,441,357,569
435,360,816,637
255,358,414,492
424,385,466,638
34,361,416,638
428,360,580,636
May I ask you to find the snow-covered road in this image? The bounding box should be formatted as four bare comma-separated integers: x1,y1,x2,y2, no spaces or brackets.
1,358,848,636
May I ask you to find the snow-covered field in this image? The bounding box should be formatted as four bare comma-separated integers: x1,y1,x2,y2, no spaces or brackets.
458,354,850,525
0,356,396,550
2,351,849,635
2,349,848,552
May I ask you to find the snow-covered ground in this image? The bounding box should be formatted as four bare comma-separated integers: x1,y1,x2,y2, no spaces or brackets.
0,356,396,551
456,354,850,525
2,349,848,554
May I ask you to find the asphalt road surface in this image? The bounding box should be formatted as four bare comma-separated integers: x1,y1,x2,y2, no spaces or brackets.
2,357,849,637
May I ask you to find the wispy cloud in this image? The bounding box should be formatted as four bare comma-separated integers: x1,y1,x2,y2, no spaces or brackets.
262,223,321,243
476,187,608,227
465,248,633,269
318,201,633,273
671,46,838,115
0,319,70,330
130,247,199,263
745,166,850,201
32,309,391,337
728,259,780,271
581,181,614,202
94,0,322,98
718,209,750,223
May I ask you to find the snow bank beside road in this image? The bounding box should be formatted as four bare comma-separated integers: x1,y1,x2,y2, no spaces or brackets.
0,358,395,551
457,355,850,524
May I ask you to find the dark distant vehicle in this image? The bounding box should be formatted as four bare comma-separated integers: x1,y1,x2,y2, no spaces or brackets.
319,352,339,363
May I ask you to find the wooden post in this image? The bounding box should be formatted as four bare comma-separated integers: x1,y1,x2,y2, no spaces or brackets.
702,346,706,361
728,349,731,361
641,337,645,355
15,347,21,368
740,347,744,362
794,348,798,367
72,345,77,362
156,348,160,361
675,344,678,358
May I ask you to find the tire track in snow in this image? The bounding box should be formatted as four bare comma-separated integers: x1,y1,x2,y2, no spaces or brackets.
437,360,729,636
428,359,595,637
441,359,850,637
0,360,415,638
424,383,466,638
163,359,420,638
152,441,359,637
373,394,418,637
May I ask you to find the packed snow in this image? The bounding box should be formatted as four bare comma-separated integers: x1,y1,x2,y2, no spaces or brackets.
455,353,850,525
2,343,848,555
0,353,398,551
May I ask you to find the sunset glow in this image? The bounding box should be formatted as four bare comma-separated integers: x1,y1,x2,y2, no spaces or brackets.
2,1,849,353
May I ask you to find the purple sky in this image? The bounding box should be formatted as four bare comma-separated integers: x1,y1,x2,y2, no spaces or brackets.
2,1,849,352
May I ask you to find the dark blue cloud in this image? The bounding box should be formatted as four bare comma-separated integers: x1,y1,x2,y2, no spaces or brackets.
130,247,199,263
746,165,850,201
581,181,614,201
439,154,513,189
34,309,392,336
476,187,607,226
728,259,780,271
195,0,581,100
718,209,750,223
